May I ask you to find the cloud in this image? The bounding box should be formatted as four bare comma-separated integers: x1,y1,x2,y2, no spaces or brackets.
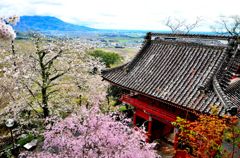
30,0,62,5
0,0,240,31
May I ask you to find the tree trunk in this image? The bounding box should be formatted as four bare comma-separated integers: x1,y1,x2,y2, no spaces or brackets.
42,87,49,118
78,95,82,106
42,106,49,118
11,40,17,68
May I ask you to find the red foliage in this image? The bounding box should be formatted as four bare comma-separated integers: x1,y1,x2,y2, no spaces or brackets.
172,115,237,157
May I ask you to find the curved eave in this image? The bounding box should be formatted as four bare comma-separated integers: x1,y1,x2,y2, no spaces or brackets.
102,77,207,116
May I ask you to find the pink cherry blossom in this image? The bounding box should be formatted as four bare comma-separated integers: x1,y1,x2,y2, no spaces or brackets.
0,19,16,40
21,106,159,158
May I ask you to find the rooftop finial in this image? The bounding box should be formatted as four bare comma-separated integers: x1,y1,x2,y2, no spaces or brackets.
145,32,152,41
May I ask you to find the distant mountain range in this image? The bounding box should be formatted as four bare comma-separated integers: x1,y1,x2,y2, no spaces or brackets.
13,16,216,38
14,16,96,33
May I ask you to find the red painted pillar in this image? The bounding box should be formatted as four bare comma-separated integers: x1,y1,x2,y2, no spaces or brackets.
147,116,152,142
133,111,137,126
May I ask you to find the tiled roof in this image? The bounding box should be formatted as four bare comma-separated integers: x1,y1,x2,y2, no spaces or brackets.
150,33,231,40
102,33,240,116
226,79,240,107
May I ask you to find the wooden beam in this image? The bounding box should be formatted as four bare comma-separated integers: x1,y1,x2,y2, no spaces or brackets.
121,95,177,122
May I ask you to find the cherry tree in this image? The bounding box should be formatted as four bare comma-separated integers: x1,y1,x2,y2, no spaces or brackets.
0,35,108,122
0,16,18,40
20,106,159,158
0,16,21,117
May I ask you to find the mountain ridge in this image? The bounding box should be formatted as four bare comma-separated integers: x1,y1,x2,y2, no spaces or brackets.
14,16,96,33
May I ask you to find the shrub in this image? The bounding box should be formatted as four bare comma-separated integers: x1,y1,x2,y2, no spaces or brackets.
172,115,239,157
89,49,123,67
17,134,35,147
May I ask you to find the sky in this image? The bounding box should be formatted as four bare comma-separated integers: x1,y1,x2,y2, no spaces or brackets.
0,0,240,31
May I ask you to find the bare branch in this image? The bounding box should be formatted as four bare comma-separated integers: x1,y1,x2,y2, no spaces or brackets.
47,89,59,97
222,18,233,35
29,55,39,62
50,72,65,82
25,101,42,117
212,15,240,36
184,17,202,34
24,84,42,107
165,16,202,34
30,78,42,87
165,17,185,33
44,49,63,67
46,83,58,89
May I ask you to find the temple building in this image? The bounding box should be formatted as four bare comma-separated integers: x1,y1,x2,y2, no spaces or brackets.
102,33,240,141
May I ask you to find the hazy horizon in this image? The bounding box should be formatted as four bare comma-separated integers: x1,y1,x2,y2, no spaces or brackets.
1,0,240,32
